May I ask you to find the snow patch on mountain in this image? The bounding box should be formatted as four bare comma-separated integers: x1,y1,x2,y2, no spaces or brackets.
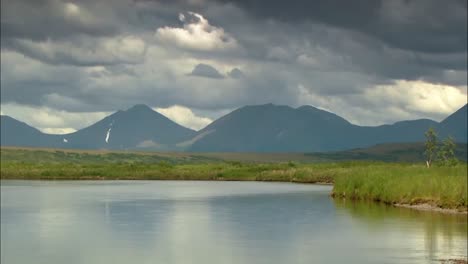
105,128,112,143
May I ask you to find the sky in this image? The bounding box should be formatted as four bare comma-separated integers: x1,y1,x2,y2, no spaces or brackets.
1,0,467,133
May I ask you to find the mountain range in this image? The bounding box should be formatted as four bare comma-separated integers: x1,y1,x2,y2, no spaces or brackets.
1,103,466,152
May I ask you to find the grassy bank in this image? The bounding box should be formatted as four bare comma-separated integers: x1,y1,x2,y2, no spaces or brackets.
1,148,467,210
332,164,467,210
0,161,334,183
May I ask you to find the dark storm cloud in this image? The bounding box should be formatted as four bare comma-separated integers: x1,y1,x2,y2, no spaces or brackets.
189,64,225,79
3,0,465,73
2,38,147,67
0,0,117,41
1,0,180,41
213,0,467,54
1,0,466,129
228,68,245,79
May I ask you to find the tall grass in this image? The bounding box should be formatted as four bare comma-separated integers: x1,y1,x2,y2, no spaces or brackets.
332,163,467,208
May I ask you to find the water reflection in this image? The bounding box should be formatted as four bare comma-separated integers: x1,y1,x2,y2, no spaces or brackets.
1,181,466,264
334,199,468,262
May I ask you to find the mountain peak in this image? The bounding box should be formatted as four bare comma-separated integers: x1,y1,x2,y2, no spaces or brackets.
296,105,319,111
126,104,154,113
439,103,467,142
241,103,293,111
441,104,467,123
1,103,466,151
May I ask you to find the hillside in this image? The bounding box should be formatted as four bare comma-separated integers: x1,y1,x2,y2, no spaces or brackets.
187,104,458,152
61,104,196,150
2,142,466,163
1,105,196,150
439,104,467,142
1,103,466,152
0,116,61,148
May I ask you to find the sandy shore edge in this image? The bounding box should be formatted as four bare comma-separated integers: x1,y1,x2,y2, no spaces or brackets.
437,258,468,264
395,203,468,214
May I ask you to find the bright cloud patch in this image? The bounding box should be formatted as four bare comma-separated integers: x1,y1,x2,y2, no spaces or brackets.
368,80,467,115
64,2,80,16
155,105,212,130
0,103,110,134
42,127,77,134
156,12,238,51
296,80,467,126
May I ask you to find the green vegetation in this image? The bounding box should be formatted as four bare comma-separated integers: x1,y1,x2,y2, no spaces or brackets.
0,159,333,183
1,147,467,210
424,127,438,167
438,136,458,166
424,128,460,167
332,163,467,209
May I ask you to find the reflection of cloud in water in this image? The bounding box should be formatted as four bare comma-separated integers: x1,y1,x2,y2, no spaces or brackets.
334,199,468,262
102,199,172,245
152,200,244,264
1,181,466,264
1,182,173,264
205,192,337,263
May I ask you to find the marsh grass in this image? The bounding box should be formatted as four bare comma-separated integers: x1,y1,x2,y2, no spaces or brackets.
332,163,467,209
0,161,333,183
1,148,466,209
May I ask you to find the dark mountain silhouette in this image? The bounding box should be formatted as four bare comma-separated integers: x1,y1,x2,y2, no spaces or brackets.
0,115,61,147
438,104,467,142
1,103,466,152
187,103,466,152
187,104,353,152
62,104,196,150
1,105,196,150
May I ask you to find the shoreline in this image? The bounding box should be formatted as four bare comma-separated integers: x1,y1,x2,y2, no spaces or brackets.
2,178,465,214
438,259,468,264
331,192,468,215
395,203,468,215
2,148,466,215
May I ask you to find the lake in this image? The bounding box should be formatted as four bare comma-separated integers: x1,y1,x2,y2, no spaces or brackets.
1,180,466,264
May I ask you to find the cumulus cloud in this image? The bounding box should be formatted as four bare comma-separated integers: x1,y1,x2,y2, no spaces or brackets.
296,54,319,67
297,80,467,125
227,68,245,79
267,46,292,61
1,0,118,41
366,80,467,116
217,0,467,53
189,63,224,79
296,46,349,71
41,93,94,112
8,35,147,66
155,105,213,130
156,12,238,51
0,0,466,133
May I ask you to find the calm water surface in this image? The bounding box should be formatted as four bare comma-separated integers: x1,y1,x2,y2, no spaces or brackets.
1,180,466,264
